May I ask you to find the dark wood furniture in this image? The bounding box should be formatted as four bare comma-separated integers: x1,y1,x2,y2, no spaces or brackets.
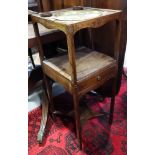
41,0,127,94
31,7,122,149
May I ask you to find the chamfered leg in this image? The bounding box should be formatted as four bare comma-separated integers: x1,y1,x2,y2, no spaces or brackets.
109,77,117,125
73,92,82,150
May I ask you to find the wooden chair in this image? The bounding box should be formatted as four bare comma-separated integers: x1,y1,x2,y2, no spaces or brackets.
32,7,122,149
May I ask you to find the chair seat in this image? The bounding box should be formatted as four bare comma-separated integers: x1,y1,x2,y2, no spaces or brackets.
43,47,117,94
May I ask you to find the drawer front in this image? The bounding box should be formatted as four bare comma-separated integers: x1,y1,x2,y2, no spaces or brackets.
78,66,117,96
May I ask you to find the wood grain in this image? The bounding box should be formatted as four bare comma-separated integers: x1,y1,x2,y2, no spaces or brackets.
32,7,121,149
31,8,122,34
43,47,116,82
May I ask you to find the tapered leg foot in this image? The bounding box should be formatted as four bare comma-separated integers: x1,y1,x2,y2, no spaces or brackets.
37,92,49,143
37,128,44,143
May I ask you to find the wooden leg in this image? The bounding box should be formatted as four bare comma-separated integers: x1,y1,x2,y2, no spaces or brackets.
109,78,117,125
73,92,82,150
37,91,49,143
37,75,55,143
43,75,55,121
28,48,35,68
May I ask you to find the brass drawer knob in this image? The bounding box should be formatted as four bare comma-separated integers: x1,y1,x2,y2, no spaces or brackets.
97,75,102,81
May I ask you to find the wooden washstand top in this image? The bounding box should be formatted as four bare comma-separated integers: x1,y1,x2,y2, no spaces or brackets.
31,7,122,34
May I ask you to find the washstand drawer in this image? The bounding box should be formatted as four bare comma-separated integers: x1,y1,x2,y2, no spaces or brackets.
78,66,117,95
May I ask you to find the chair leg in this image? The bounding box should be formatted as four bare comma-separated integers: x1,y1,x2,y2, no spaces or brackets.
109,78,117,125
73,92,82,150
43,75,55,121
